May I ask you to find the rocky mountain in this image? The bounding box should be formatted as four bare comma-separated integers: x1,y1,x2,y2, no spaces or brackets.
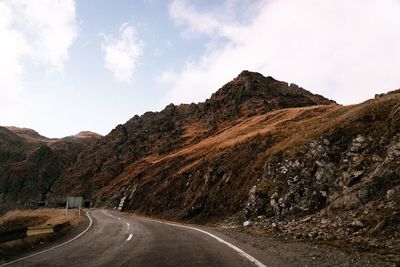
0,128,101,212
50,71,400,255
2,71,400,256
0,127,28,167
49,71,335,204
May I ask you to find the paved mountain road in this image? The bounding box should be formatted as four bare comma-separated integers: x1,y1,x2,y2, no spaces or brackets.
3,210,273,267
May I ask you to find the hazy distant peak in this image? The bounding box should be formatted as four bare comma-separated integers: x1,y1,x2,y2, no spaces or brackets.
74,131,103,139
5,126,51,143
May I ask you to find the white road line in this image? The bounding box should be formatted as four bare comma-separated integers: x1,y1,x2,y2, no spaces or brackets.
102,210,122,221
126,222,130,228
126,234,133,241
1,211,93,267
149,219,267,267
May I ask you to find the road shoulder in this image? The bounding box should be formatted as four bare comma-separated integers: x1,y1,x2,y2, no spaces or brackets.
0,210,90,265
115,211,394,267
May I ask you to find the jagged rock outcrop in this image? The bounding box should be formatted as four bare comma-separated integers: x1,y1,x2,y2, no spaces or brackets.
235,94,400,253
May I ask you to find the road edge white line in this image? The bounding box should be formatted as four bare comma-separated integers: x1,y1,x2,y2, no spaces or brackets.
126,234,133,241
0,211,93,267
148,219,267,267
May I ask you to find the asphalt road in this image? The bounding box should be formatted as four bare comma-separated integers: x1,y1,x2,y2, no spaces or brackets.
3,210,270,267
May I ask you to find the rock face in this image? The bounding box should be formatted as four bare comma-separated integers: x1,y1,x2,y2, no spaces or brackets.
236,95,400,252
0,127,101,212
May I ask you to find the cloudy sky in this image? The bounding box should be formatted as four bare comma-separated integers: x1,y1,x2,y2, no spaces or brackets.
1,0,400,137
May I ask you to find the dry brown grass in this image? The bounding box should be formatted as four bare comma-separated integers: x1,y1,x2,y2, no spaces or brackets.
96,92,400,210
0,208,84,232
96,105,352,197
0,209,85,261
152,104,338,160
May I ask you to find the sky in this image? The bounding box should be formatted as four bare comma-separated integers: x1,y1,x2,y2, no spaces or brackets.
1,0,400,138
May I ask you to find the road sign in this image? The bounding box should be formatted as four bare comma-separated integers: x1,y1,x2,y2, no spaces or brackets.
67,197,83,208
66,196,83,215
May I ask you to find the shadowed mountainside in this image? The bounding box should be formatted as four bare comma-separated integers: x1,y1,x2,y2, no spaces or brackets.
0,128,101,212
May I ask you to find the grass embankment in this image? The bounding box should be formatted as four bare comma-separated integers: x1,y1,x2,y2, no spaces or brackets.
0,209,85,262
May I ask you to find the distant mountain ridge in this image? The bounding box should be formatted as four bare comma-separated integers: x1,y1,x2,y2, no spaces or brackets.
5,126,51,143
0,127,102,212
5,126,102,143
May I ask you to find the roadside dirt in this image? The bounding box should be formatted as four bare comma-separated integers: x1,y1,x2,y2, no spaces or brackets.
219,227,398,267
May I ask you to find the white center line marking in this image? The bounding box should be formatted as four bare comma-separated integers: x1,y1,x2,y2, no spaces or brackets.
102,210,122,221
127,234,133,241
126,222,130,227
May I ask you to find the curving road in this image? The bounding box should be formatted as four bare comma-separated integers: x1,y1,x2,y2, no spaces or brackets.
3,210,270,267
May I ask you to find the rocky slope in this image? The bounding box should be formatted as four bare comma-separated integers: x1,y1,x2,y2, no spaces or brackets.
50,71,400,261
4,127,54,143
2,71,399,261
234,93,400,258
49,71,334,204
0,128,101,212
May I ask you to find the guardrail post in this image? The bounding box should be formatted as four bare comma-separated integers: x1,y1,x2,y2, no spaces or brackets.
65,196,69,215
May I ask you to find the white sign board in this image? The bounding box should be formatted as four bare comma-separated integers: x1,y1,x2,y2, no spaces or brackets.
67,197,83,208
65,196,83,215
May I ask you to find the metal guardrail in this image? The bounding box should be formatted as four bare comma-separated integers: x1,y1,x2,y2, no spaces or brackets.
26,226,54,237
0,222,69,244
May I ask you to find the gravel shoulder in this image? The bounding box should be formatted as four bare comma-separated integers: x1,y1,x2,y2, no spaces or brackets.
216,227,398,267
119,211,399,266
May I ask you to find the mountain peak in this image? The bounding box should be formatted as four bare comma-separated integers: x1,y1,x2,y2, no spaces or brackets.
237,69,259,77
206,71,335,120
236,70,273,81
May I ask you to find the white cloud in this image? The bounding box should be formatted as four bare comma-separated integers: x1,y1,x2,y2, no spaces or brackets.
0,0,78,70
0,0,78,124
169,0,227,37
163,0,400,105
169,0,262,39
101,23,143,82
0,2,28,90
